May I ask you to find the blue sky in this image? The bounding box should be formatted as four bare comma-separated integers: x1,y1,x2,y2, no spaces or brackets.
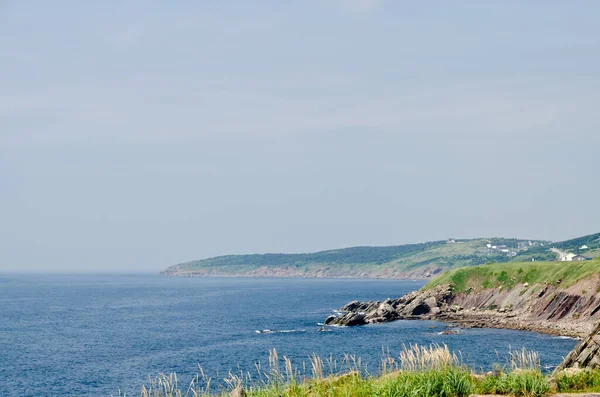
1,1,599,272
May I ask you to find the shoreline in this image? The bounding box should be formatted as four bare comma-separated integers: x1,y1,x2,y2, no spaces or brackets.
325,284,598,339
433,310,588,339
160,272,430,280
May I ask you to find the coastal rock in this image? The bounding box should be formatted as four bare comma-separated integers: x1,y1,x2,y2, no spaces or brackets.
341,300,361,311
424,296,438,309
405,300,431,316
440,329,460,335
325,315,337,325
345,312,367,326
555,322,600,372
377,302,395,319
332,311,367,327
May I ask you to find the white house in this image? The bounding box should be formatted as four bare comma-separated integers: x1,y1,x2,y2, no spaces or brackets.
581,245,589,250
560,253,578,261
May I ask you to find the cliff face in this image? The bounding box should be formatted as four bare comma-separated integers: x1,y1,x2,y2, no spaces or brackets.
447,277,600,336
326,277,600,338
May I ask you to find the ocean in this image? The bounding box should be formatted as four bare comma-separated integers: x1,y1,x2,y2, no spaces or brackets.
0,275,577,396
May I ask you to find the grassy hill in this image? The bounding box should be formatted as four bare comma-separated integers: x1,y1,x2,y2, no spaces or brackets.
514,232,600,262
162,232,600,279
425,257,600,292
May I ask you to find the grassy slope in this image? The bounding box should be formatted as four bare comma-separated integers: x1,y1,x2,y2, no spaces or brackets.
425,258,600,292
517,232,600,261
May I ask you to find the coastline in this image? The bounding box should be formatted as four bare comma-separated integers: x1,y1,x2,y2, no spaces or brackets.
433,309,589,338
162,268,456,281
160,271,431,280
325,282,599,339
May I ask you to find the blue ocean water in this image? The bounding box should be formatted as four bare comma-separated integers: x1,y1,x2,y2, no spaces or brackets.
0,275,577,397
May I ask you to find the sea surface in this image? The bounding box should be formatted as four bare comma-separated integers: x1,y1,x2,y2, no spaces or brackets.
0,275,578,397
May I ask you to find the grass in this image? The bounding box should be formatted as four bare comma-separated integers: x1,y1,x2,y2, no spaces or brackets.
121,345,600,397
425,260,600,292
554,368,600,393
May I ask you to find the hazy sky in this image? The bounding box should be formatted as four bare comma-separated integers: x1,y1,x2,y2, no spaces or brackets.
1,1,599,273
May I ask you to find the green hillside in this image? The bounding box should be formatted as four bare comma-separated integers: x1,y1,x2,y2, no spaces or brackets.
162,232,599,279
516,232,600,262
425,258,600,292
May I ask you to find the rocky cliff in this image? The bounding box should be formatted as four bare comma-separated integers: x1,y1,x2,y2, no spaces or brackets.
326,275,600,338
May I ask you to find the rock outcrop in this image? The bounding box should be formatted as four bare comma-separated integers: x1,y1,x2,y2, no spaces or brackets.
555,322,600,372
325,288,453,326
325,277,600,337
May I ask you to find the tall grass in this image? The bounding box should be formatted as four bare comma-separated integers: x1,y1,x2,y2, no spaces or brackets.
399,343,459,372
125,345,600,397
474,348,548,397
508,347,541,371
476,369,549,397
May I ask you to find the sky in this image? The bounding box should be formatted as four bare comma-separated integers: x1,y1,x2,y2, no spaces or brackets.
1,1,599,273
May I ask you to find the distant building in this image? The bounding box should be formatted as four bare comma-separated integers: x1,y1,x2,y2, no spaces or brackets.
560,253,578,261
581,245,589,250
447,238,456,244
572,255,587,261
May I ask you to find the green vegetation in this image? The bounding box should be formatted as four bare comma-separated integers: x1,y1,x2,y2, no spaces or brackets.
164,232,600,279
522,232,600,261
554,368,600,393
425,261,600,292
165,238,546,278
476,370,549,397
550,232,600,252
132,345,600,397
